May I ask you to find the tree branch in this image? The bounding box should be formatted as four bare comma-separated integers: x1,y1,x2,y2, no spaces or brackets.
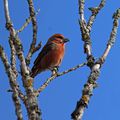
79,0,85,21
27,0,37,45
100,8,120,62
26,0,42,66
71,8,120,120
9,36,18,76
36,62,86,95
3,0,42,119
87,0,106,33
78,0,92,57
0,45,23,120
79,0,106,61
3,0,10,22
17,9,40,34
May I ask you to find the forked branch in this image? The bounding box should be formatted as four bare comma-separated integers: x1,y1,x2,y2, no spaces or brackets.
26,0,42,66
71,8,120,120
3,0,42,119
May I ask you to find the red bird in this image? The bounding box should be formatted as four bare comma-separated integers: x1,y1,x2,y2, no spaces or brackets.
31,34,69,78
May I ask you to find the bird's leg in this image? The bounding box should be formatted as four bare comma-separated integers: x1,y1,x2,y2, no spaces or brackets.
51,66,59,76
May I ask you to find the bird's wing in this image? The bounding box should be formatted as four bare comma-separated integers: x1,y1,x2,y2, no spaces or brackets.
34,42,56,65
30,42,56,77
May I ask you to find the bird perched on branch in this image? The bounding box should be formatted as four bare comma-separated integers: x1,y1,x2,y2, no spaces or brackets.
30,33,69,78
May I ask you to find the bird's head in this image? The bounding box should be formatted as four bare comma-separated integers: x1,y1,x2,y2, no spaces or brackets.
48,34,69,45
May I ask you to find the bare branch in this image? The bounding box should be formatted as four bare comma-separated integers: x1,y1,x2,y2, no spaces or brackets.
71,8,120,120
78,0,85,21
27,0,37,45
71,63,100,120
87,0,106,33
3,0,10,22
9,36,18,76
26,41,42,66
17,8,40,34
0,45,23,120
12,24,42,120
78,0,92,57
36,62,86,95
79,0,106,60
3,0,42,119
33,41,42,53
100,8,120,62
26,0,41,66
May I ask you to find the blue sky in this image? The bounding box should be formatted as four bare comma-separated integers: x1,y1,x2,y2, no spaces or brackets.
0,0,120,120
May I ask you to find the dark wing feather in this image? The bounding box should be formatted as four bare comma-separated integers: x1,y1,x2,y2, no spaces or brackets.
31,42,56,77
34,42,55,65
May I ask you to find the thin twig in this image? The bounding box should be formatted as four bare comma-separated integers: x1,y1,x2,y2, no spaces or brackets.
27,0,37,45
26,0,41,66
101,9,120,62
16,8,40,34
87,0,106,33
36,62,87,95
25,41,42,66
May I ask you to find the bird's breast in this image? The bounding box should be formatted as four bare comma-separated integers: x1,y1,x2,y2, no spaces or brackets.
49,44,65,65
40,44,65,70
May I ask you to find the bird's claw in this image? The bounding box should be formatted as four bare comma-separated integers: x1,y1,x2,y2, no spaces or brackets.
51,66,59,76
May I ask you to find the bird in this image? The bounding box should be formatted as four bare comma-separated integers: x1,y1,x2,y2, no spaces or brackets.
30,33,69,78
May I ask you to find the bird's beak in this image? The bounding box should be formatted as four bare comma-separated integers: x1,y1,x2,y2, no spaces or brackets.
63,38,69,43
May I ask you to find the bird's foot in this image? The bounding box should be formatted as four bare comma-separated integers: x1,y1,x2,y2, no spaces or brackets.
51,66,59,76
